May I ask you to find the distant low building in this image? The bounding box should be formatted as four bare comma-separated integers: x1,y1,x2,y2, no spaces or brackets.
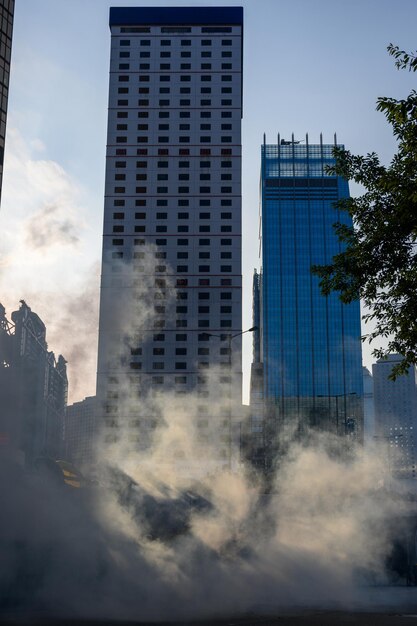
363,366,375,446
373,355,417,480
0,300,67,466
64,396,96,469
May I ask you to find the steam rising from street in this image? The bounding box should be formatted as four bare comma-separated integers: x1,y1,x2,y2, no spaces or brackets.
1,402,413,621
1,252,415,621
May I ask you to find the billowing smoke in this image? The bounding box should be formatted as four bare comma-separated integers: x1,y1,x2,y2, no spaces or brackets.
1,254,416,621
25,202,80,249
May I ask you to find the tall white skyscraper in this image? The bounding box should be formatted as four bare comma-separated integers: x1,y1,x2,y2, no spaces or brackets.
96,7,243,464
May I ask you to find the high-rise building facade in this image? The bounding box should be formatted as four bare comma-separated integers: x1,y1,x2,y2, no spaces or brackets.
97,7,243,461
373,355,417,480
0,0,14,204
252,136,363,450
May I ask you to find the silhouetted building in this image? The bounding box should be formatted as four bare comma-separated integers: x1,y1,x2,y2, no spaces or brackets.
248,270,265,468
0,301,68,465
65,395,96,468
373,355,417,480
363,366,375,446
251,135,363,468
0,0,14,204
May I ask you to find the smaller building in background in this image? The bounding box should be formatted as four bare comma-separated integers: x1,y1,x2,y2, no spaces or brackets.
363,366,375,446
0,300,67,466
373,355,417,480
64,396,96,469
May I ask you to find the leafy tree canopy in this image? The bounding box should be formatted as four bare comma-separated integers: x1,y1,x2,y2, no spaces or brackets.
312,44,417,378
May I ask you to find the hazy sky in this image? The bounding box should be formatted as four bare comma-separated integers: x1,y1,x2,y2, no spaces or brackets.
0,0,416,404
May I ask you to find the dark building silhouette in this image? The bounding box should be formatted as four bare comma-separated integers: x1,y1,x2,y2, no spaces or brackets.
64,395,96,469
0,301,68,465
0,0,14,204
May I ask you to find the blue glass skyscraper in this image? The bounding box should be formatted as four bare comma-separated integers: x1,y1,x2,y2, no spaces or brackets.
254,135,363,442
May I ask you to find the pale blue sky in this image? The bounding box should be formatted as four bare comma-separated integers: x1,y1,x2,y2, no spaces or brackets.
1,0,416,402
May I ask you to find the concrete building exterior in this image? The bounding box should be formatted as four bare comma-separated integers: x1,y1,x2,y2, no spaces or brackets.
373,355,417,480
251,136,363,467
96,7,243,467
0,0,14,204
0,301,68,466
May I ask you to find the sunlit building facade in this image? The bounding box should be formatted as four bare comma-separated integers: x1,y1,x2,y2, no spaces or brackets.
253,136,363,451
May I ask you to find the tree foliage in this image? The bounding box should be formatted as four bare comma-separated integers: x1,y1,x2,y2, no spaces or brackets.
312,45,417,378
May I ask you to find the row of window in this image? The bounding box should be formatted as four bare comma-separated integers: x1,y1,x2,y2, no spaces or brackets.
114,185,233,194
116,123,233,130
115,329,234,350
118,63,234,71
111,238,235,246
114,161,234,169
120,73,234,82
112,226,233,235
113,211,233,219
129,359,231,371
113,199,234,208
117,111,233,119
116,97,235,107
115,260,233,272
113,147,234,157
114,174,233,182
119,38,235,47
119,50,233,60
